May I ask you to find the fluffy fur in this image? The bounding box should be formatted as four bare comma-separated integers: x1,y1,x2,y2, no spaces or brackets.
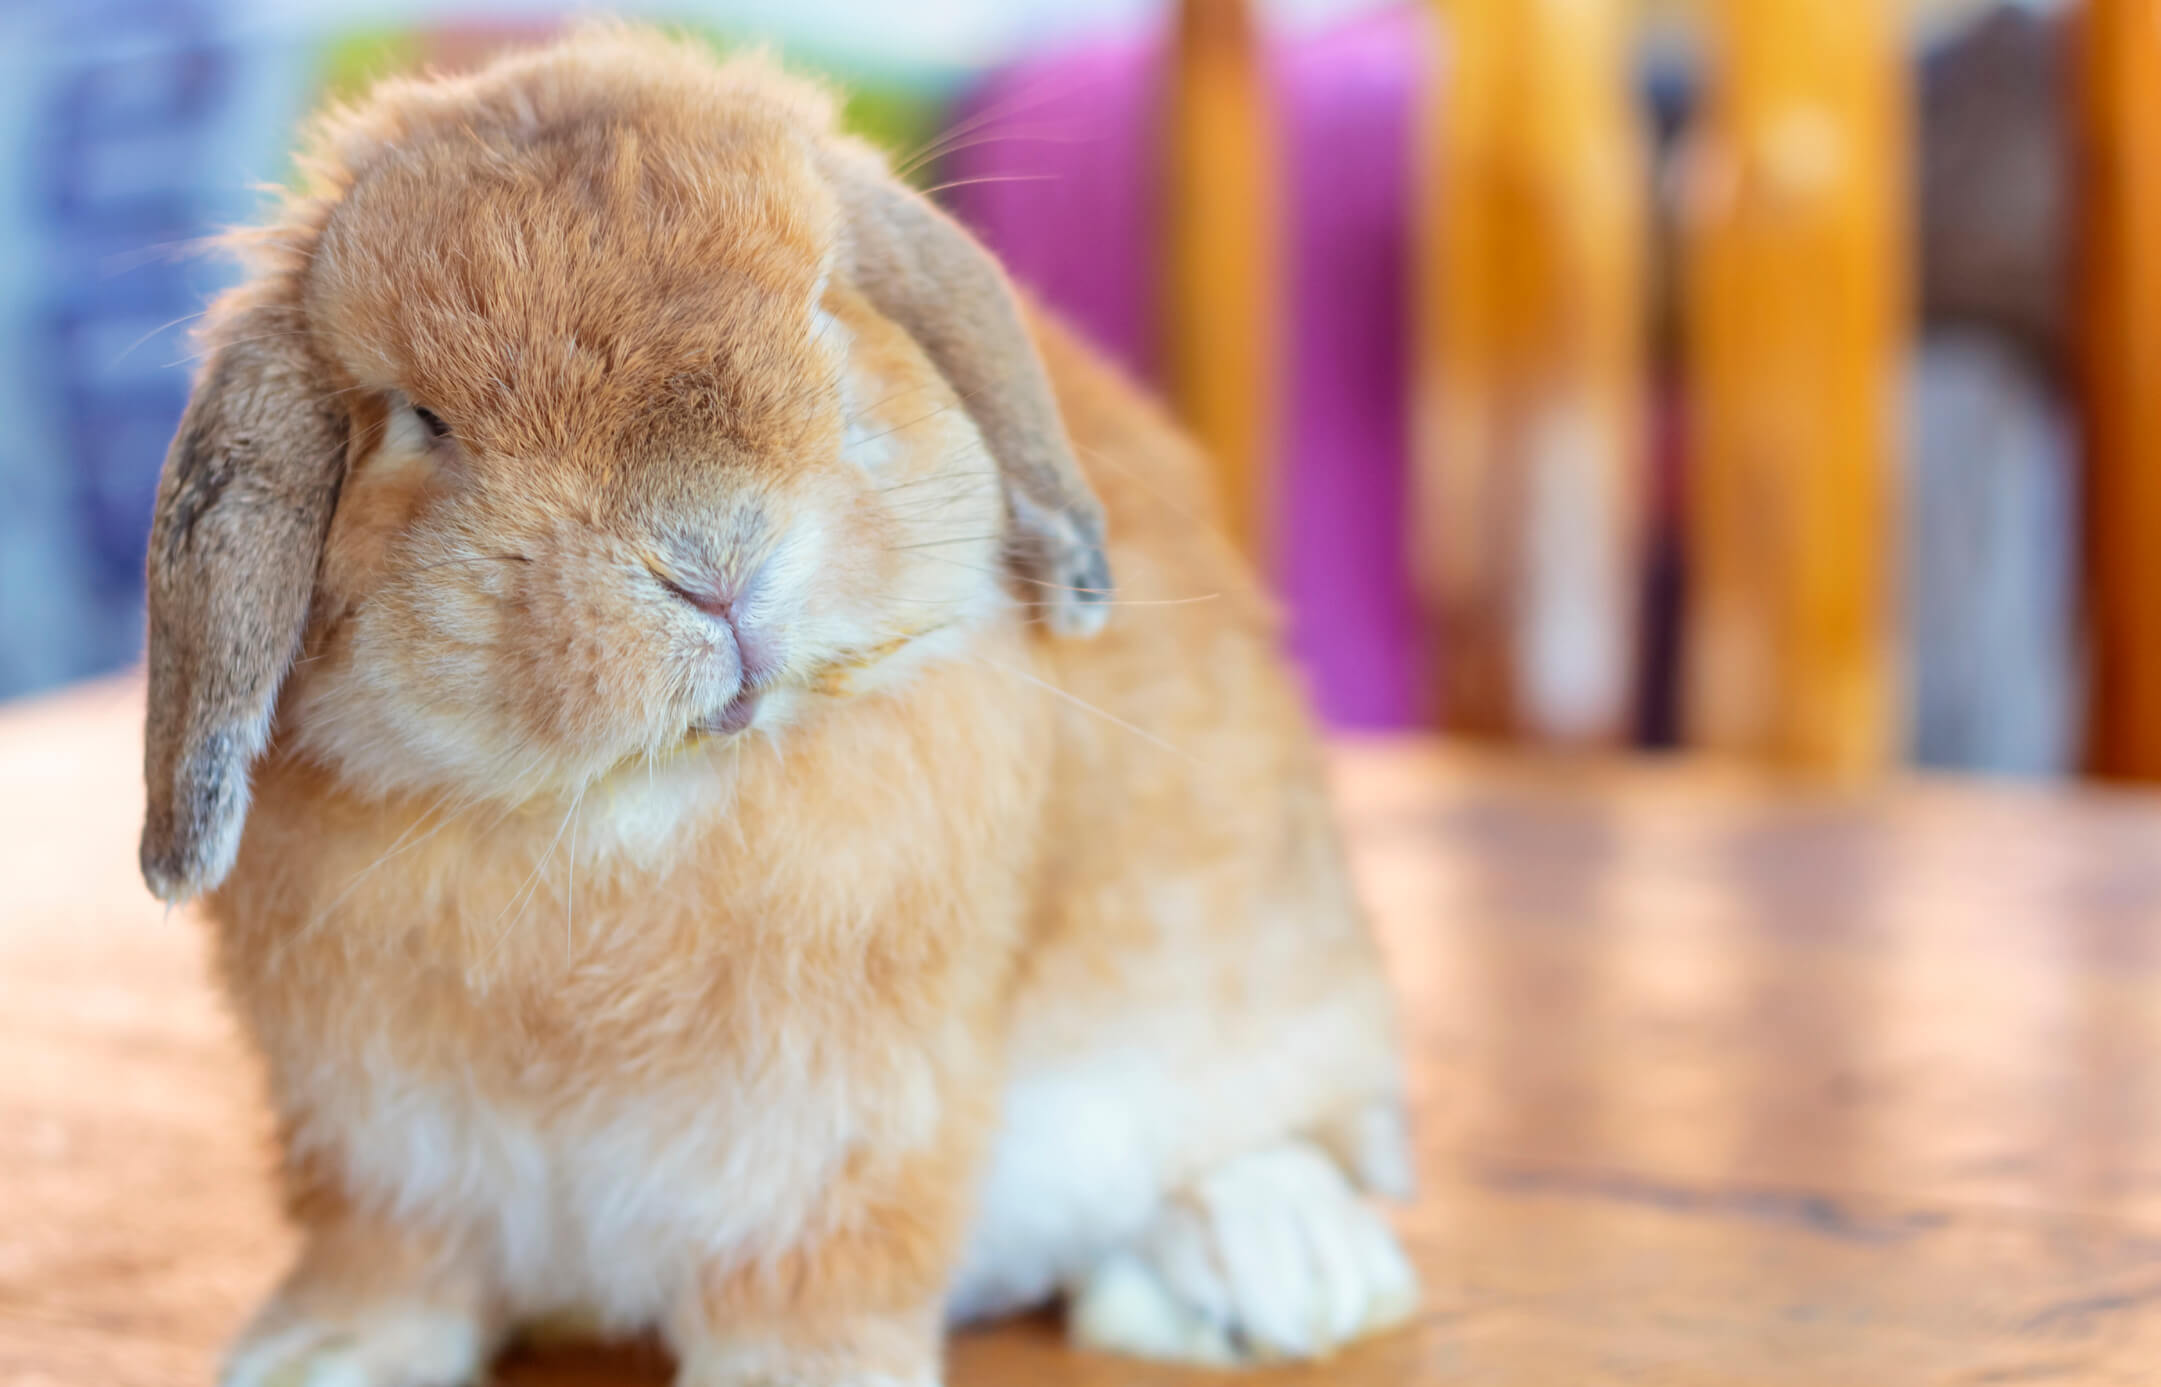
141,25,1410,1387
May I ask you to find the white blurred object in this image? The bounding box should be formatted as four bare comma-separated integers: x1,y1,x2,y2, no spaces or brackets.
1906,330,2082,776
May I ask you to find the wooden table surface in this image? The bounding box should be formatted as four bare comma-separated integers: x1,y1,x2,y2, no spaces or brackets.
10,679,2161,1386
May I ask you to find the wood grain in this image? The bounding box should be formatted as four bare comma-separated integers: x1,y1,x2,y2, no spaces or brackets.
9,678,2161,1385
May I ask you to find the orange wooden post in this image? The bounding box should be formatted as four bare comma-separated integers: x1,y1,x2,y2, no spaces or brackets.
1163,0,1282,561
1681,0,1910,776
2079,0,2161,780
1412,0,1648,744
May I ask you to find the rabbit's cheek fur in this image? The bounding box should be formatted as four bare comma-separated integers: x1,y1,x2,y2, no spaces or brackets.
294,501,726,804
796,296,1015,697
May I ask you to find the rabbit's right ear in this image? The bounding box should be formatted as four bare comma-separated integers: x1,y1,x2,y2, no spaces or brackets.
821,142,1114,638
140,297,347,902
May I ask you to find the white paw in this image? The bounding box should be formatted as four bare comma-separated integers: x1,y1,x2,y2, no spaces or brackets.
222,1306,488,1387
1320,1100,1419,1202
1067,1142,1420,1365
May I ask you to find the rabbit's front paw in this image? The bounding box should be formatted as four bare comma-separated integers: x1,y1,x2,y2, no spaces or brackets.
1068,1140,1419,1366
222,1305,490,1387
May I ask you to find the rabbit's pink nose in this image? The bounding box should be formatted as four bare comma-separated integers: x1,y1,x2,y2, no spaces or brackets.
659,565,779,683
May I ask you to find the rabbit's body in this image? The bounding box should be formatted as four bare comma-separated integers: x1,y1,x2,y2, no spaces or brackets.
147,30,1410,1387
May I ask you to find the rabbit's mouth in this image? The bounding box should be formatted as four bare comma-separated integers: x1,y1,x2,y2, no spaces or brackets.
671,621,959,754
689,686,766,740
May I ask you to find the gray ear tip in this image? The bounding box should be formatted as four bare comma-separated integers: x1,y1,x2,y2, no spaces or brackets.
1048,597,1112,640
139,832,205,903
140,728,252,901
139,846,194,903
138,809,237,903
1045,551,1114,640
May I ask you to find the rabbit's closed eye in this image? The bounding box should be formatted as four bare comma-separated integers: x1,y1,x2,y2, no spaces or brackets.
411,406,452,442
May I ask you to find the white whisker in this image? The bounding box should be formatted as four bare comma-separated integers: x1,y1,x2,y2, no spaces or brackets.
970,656,1198,765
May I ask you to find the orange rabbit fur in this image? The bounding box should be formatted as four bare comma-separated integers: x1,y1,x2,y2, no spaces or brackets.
140,24,1413,1387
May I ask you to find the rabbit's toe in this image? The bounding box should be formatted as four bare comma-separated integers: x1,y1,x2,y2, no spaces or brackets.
1066,1140,1419,1365
222,1305,488,1387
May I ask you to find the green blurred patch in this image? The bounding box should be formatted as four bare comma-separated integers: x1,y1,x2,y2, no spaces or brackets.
315,29,429,109
839,85,947,172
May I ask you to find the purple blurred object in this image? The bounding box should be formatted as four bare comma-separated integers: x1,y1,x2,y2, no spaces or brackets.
1273,8,1426,730
944,6,1431,730
942,36,1165,382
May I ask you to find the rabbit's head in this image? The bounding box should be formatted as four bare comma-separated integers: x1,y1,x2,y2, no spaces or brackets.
140,28,1110,901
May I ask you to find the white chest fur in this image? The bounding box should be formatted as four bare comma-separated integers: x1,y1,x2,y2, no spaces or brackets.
296,1039,911,1329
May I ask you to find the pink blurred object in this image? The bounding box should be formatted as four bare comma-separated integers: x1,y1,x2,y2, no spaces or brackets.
943,38,1166,382
944,6,1432,730
1274,9,1428,730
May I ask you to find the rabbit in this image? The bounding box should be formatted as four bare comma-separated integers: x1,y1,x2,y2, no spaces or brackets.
140,24,1415,1387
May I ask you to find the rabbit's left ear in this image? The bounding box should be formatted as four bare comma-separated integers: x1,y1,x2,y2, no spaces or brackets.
822,142,1113,637
140,296,348,902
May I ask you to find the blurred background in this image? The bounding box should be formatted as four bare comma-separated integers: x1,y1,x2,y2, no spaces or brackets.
2,0,2136,783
